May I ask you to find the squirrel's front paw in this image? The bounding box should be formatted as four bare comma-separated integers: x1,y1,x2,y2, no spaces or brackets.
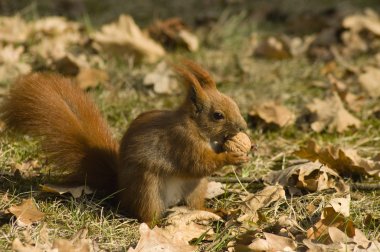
224,152,249,165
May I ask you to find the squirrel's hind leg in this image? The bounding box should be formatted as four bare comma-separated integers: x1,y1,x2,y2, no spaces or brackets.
119,173,165,224
185,178,207,209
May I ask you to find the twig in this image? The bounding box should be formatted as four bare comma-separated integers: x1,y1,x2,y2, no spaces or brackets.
208,177,261,184
330,46,360,74
351,182,380,191
210,176,380,192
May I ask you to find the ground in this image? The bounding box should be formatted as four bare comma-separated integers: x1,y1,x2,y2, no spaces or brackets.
0,0,380,251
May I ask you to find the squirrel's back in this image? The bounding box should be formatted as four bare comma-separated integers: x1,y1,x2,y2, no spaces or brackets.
1,73,118,191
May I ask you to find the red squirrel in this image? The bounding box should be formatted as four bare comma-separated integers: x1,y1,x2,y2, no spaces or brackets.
1,61,249,222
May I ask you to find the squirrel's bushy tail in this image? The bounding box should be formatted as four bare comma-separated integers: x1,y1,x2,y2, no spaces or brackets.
1,73,119,192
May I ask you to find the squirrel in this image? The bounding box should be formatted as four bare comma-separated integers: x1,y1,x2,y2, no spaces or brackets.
0,60,249,223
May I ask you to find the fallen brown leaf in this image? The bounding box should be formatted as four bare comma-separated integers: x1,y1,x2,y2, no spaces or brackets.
163,206,221,244
127,223,193,252
294,140,380,177
253,36,291,59
304,222,378,250
343,9,380,37
306,197,354,243
0,44,31,83
263,161,349,194
281,35,315,57
40,184,93,198
0,15,30,43
92,15,165,63
249,101,295,128
128,207,220,251
238,185,285,222
31,16,80,37
358,66,380,98
305,92,361,133
29,17,82,63
12,225,99,252
148,18,199,51
8,198,45,226
143,61,179,94
206,181,225,199
53,53,89,76
248,232,296,252
340,9,380,56
303,239,343,251
76,68,109,90
13,160,41,178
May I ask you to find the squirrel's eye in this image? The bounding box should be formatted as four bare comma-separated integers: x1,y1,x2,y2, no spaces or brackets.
213,112,224,121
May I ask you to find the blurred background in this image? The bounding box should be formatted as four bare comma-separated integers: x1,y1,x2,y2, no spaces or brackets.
1,0,379,26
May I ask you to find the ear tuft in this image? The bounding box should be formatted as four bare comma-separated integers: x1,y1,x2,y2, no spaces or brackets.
180,60,216,89
172,62,209,113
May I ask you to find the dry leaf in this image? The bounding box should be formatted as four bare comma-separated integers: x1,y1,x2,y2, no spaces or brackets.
129,207,220,252
1,192,9,203
12,225,99,252
13,160,41,178
206,181,225,199
263,161,349,194
249,101,295,128
303,239,343,251
0,44,31,82
269,233,297,251
343,9,380,36
341,9,380,56
76,68,109,90
143,61,179,94
127,223,193,252
92,15,165,63
281,35,315,57
163,206,221,243
148,18,199,51
306,197,354,243
32,16,80,37
328,197,350,217
304,224,377,250
238,185,285,222
305,92,361,133
358,66,380,98
246,238,269,251
294,140,380,177
344,93,365,113
41,184,93,198
241,232,296,252
8,198,45,226
52,229,98,252
253,37,291,59
29,17,82,63
0,15,30,43
323,75,365,113
53,54,90,76
178,30,199,52
30,37,69,62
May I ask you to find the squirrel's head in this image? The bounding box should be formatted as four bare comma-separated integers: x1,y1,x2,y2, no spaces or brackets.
174,60,247,144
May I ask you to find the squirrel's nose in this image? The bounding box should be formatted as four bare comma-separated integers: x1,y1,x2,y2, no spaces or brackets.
237,120,248,132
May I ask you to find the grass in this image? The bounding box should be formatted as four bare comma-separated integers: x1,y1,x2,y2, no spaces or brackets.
1,0,380,251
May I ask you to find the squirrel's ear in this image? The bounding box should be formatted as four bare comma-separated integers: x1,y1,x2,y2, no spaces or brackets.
173,64,208,113
181,60,216,89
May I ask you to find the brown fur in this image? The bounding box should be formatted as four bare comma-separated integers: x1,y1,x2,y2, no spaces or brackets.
1,62,249,223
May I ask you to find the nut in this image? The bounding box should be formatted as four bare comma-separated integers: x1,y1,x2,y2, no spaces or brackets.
223,132,252,154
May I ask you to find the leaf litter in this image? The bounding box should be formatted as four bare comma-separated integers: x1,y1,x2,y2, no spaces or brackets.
2,3,380,252
294,140,380,177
